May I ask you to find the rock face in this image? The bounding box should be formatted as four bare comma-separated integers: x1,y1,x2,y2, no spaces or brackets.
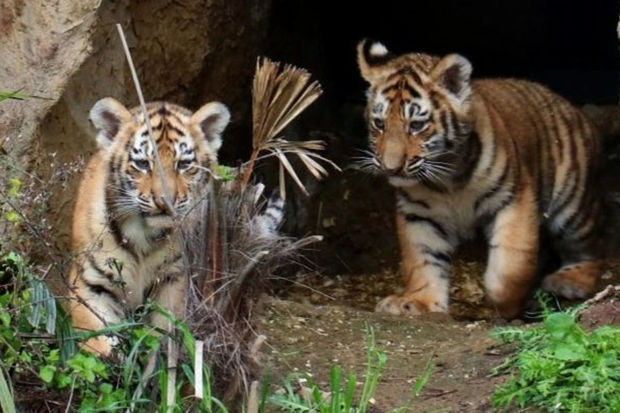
0,0,101,157
0,0,272,253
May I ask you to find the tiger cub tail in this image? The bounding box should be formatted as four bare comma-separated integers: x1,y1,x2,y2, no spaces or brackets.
252,190,285,236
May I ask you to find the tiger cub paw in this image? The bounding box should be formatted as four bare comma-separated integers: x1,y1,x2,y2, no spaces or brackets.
82,335,120,359
542,262,600,300
542,273,595,300
375,294,447,316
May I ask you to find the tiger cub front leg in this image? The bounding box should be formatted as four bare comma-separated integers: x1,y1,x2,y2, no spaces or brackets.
149,272,188,334
376,212,455,315
484,189,538,319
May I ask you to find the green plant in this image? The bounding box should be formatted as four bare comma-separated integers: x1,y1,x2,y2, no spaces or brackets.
269,326,432,413
493,306,620,412
0,252,240,412
0,91,27,103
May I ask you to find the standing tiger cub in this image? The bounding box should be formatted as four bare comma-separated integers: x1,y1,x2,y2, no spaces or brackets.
357,40,606,319
68,98,230,356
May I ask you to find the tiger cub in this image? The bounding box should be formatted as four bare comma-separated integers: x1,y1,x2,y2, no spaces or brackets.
68,98,230,356
357,40,606,318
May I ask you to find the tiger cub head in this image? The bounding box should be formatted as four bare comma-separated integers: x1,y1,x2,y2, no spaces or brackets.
89,98,230,228
357,40,474,186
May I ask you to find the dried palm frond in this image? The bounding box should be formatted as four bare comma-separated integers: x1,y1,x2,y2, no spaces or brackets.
182,181,321,402
181,57,332,405
241,57,340,196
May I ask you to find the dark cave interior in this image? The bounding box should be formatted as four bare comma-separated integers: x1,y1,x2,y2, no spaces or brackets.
266,0,620,107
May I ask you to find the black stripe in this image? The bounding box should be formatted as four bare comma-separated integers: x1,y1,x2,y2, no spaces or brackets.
402,81,421,98
381,82,401,95
420,176,448,193
485,191,516,218
404,213,448,237
105,196,139,261
429,91,441,110
474,163,510,212
453,132,481,185
397,189,430,209
484,135,497,175
439,111,450,136
143,272,183,300
85,281,121,304
422,248,452,267
166,124,185,136
86,254,115,281
508,82,553,205
550,171,578,218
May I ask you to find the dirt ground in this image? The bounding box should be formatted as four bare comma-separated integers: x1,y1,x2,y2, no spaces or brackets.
257,260,620,412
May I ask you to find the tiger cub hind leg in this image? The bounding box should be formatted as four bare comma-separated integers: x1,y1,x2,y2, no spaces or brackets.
542,196,605,300
375,212,456,316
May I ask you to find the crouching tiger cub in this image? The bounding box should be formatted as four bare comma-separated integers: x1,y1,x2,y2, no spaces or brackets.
68,98,230,356
357,40,607,319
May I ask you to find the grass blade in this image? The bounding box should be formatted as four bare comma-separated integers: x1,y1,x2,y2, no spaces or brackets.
413,355,434,398
0,367,16,413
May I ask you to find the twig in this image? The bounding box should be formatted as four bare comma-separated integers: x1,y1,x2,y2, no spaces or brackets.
247,381,260,413
64,376,77,413
584,284,618,306
115,23,174,214
194,340,204,400
167,334,178,408
216,250,269,315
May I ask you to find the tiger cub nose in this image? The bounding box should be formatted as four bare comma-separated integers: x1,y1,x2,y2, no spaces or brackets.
154,196,173,214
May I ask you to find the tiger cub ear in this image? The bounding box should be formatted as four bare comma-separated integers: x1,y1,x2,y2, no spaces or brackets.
431,54,473,102
357,39,393,84
190,102,231,153
89,98,133,150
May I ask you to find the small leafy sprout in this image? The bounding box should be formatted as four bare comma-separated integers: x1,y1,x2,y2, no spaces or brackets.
492,304,620,412
269,325,431,413
215,164,237,182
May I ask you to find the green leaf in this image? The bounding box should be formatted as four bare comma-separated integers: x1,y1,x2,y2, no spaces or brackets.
5,211,20,224
0,367,16,413
57,374,72,389
551,343,586,361
0,312,10,327
545,312,578,339
215,164,237,182
100,382,113,394
39,365,56,384
8,178,22,198
413,356,434,398
0,91,28,103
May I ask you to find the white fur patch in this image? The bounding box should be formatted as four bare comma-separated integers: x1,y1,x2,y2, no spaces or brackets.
370,42,388,57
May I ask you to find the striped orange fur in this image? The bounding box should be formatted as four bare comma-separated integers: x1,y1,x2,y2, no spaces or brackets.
357,40,606,318
68,98,230,356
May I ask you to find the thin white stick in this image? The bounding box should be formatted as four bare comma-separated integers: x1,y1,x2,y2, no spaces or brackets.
195,340,204,400
167,332,178,408
116,23,175,214
247,381,260,413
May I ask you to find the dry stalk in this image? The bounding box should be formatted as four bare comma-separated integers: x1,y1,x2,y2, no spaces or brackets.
116,24,174,213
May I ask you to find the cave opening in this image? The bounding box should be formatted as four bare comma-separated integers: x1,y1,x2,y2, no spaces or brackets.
259,0,620,275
